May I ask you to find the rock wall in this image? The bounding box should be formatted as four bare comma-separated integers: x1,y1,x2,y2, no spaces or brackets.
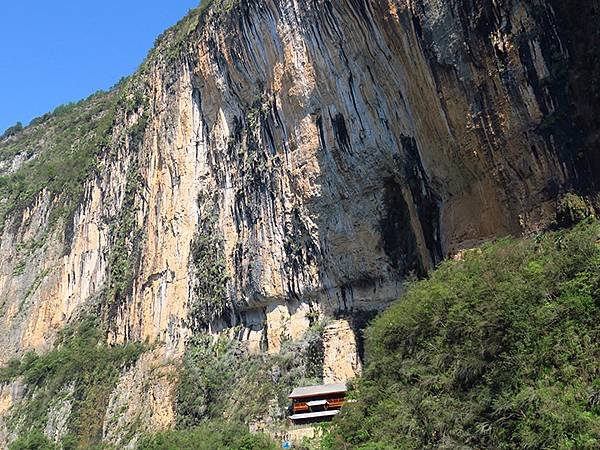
322,319,362,384
0,0,598,444
103,347,178,449
115,0,596,344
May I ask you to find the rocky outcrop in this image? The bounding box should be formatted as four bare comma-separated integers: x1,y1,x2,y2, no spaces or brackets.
0,381,24,444
103,347,178,448
322,319,362,384
0,0,598,444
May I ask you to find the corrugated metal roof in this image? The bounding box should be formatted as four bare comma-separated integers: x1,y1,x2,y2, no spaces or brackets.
289,410,340,420
288,382,347,398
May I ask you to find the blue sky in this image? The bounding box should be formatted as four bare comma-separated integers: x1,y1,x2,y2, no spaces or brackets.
0,1,201,133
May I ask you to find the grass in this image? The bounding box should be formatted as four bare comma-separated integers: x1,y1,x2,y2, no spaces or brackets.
323,221,600,449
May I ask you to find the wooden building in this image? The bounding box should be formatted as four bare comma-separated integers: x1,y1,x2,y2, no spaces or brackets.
288,382,347,424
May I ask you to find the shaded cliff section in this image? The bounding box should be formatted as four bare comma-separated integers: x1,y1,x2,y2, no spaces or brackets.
0,0,598,377
549,0,600,186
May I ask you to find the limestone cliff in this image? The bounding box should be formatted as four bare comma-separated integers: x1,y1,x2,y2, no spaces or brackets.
0,0,598,446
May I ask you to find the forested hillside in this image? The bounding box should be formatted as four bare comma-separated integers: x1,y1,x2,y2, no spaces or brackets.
324,221,600,449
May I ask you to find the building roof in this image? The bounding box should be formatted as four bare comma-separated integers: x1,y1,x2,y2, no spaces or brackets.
289,410,340,421
288,382,347,399
306,399,328,407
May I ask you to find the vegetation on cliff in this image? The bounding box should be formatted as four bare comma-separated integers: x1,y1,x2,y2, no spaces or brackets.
1,0,599,447
0,317,144,449
144,0,238,67
134,324,324,449
136,219,600,449
137,420,276,450
176,324,324,428
3,220,598,448
0,69,150,238
323,221,600,449
103,157,144,315
188,207,231,331
0,91,117,232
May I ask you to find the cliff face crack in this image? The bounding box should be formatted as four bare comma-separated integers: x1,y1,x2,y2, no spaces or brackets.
331,112,352,155
400,135,442,266
380,178,422,276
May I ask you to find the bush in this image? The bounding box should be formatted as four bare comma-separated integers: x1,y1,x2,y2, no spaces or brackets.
8,430,57,450
324,221,600,449
557,193,596,227
138,420,276,450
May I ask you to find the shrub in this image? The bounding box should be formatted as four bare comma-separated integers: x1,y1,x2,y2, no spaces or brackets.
557,192,596,227
137,420,276,450
8,430,57,450
324,221,600,449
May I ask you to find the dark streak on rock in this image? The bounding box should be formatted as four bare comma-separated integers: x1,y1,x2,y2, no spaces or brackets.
331,113,352,154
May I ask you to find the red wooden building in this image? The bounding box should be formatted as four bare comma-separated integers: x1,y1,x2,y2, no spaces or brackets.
288,382,347,424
